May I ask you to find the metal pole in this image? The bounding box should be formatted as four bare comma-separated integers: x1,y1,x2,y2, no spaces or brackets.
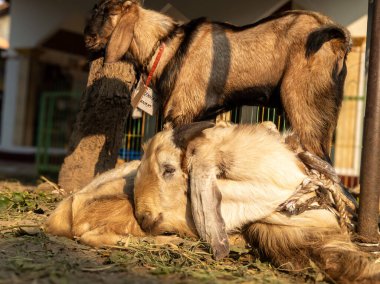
358,0,380,243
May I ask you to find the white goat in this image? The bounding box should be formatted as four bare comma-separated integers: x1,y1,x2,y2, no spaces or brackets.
45,121,374,282
133,122,378,283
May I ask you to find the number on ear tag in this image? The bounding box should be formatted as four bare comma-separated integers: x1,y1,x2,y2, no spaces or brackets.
137,87,159,116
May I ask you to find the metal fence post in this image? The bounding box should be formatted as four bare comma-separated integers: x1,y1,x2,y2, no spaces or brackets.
358,0,380,243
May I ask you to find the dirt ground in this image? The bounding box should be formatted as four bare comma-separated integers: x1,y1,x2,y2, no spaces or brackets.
0,180,331,284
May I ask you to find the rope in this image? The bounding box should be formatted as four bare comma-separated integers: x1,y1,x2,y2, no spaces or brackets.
279,165,355,234
305,169,353,234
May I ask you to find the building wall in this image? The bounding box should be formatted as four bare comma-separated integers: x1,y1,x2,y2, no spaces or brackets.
9,0,95,48
0,0,96,150
293,0,368,32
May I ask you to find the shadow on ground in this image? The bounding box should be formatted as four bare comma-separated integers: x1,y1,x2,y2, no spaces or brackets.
0,233,159,284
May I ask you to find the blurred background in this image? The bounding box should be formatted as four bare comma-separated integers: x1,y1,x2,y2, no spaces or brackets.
0,0,368,188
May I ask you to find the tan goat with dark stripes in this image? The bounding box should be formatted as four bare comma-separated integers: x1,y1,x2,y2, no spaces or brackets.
85,0,351,160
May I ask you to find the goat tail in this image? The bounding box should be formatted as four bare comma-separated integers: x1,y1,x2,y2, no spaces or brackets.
305,25,352,58
244,221,380,283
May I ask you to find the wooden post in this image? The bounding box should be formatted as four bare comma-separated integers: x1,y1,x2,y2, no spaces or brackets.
358,0,380,243
58,58,135,194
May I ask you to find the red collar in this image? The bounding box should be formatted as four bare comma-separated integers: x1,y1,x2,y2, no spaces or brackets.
145,43,165,87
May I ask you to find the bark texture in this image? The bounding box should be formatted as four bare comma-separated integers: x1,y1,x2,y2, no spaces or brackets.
58,58,135,194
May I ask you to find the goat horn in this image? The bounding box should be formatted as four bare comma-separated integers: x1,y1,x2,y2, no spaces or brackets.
172,121,215,149
298,151,340,183
298,151,357,207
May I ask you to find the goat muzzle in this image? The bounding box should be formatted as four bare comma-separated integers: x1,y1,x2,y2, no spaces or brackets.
136,211,163,234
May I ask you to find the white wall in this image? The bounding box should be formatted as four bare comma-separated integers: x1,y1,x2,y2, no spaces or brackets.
1,52,30,148
294,0,367,25
147,0,288,25
1,0,98,150
9,0,96,49
347,15,368,37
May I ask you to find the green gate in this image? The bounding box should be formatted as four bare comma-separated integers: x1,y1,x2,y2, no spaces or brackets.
36,92,81,174
36,94,289,174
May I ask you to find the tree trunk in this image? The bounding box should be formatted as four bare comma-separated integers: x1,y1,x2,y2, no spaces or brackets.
58,58,135,194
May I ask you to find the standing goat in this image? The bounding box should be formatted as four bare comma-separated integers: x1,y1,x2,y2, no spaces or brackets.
133,122,377,283
84,0,351,160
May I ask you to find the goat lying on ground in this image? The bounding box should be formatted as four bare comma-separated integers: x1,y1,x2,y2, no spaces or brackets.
45,158,246,246
45,121,370,282
85,0,351,160
44,160,146,246
133,122,377,283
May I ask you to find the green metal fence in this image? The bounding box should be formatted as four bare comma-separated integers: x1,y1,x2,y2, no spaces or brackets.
120,106,289,162
36,93,361,190
36,92,81,174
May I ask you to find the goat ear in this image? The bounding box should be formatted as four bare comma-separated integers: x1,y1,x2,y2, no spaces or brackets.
105,4,139,63
190,164,230,260
172,121,215,149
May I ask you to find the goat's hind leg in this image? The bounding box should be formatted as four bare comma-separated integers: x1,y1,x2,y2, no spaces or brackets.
245,211,379,282
281,50,345,160
79,228,128,247
281,82,340,160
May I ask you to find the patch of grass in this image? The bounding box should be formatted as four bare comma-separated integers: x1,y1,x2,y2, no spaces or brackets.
0,183,61,222
0,181,327,284
99,237,325,283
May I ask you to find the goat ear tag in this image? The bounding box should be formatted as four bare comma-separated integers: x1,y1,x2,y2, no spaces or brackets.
131,78,146,108
137,87,159,116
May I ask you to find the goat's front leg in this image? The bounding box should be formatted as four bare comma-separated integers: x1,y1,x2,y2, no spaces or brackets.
187,143,230,260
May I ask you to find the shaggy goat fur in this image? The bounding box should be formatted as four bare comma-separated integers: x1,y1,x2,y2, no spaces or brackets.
85,0,351,160
44,161,146,246
133,122,379,283
245,221,378,283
